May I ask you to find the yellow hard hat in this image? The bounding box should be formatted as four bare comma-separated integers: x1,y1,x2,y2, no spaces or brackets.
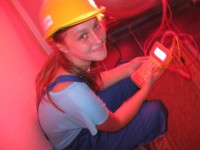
40,0,105,40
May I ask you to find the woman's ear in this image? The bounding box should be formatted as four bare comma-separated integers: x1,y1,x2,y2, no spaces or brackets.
57,43,68,53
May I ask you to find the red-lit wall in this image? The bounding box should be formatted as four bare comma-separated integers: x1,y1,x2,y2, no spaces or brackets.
0,1,52,149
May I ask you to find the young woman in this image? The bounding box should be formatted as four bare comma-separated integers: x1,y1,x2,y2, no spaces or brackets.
36,0,168,149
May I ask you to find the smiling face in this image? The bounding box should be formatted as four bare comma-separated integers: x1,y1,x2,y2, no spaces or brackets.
59,17,107,68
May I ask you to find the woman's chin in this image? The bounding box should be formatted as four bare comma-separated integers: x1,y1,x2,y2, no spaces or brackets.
96,51,107,61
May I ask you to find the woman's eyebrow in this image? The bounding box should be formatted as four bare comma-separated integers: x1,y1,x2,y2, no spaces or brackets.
75,18,99,35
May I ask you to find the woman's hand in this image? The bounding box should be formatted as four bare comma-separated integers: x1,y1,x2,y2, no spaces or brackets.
128,56,149,75
143,67,164,91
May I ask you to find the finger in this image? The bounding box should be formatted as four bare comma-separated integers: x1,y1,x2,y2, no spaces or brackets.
146,67,154,81
153,68,164,80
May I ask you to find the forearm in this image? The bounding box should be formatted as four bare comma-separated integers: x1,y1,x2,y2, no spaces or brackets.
100,62,131,89
97,85,150,132
100,57,148,90
114,85,150,128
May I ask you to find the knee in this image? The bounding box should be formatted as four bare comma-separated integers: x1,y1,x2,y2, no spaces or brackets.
141,100,168,135
147,100,168,118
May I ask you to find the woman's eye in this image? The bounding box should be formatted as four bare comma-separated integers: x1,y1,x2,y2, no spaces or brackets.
94,23,101,31
79,33,88,40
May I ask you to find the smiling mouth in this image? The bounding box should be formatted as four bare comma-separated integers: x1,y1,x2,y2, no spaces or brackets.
92,44,106,52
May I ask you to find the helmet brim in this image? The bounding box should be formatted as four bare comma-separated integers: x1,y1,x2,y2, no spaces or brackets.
46,6,105,40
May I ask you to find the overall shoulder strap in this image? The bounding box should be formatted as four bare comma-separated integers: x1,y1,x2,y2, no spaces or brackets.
48,75,84,92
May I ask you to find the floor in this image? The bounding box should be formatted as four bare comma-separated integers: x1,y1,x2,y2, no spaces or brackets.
103,1,200,150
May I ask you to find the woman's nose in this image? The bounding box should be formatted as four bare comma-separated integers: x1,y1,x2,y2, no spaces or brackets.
91,31,105,44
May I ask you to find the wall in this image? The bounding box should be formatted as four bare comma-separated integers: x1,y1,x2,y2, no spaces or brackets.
0,0,52,149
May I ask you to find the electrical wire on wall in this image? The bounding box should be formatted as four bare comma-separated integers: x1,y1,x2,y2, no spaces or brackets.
142,0,199,80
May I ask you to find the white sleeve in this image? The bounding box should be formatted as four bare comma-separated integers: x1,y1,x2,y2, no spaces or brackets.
57,82,109,135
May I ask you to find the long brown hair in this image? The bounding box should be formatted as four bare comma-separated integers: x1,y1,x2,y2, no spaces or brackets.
36,28,103,112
